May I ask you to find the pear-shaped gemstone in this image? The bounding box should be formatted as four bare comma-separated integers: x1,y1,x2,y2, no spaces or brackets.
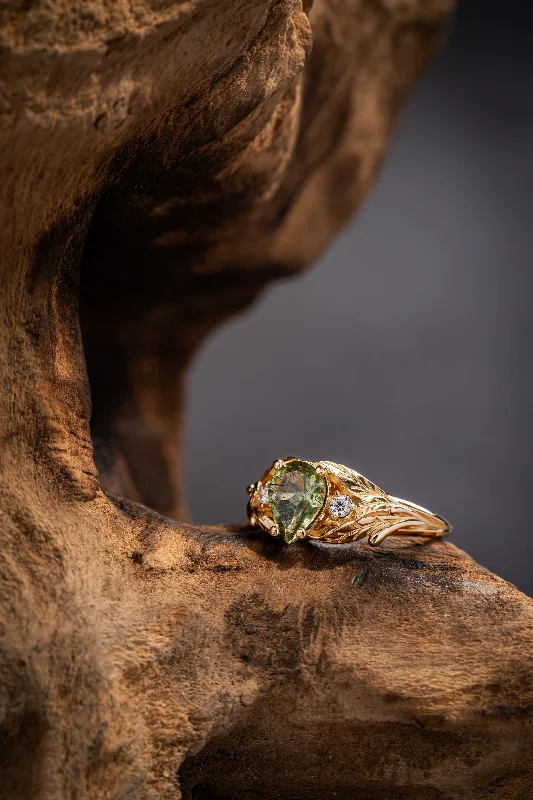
269,460,326,543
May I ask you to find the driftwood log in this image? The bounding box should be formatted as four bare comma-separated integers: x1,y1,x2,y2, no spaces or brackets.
1,1,533,798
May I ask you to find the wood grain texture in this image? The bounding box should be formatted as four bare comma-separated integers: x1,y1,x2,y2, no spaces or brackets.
2,1,533,798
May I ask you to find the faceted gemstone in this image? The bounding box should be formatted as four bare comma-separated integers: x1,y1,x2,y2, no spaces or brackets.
329,494,351,519
269,460,327,543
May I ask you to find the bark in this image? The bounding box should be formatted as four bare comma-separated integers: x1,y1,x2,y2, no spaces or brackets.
1,1,532,798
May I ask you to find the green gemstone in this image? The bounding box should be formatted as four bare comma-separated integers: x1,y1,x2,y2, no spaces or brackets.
269,460,327,543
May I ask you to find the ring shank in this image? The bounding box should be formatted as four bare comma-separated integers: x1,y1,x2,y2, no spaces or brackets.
387,496,452,538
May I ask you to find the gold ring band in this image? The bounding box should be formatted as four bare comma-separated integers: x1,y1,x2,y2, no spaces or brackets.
247,457,451,546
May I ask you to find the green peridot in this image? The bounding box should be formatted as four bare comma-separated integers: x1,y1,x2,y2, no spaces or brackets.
269,460,326,543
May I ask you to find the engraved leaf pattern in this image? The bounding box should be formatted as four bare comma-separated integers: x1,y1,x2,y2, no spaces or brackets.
316,501,420,545
315,462,421,544
319,461,386,501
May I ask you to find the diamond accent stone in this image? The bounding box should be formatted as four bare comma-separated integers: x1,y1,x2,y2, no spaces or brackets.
259,486,269,505
329,495,351,519
269,460,327,544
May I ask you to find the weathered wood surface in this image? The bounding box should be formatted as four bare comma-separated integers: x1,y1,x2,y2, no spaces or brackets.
2,1,533,798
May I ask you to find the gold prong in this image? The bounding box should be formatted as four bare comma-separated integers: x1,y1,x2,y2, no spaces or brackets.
274,460,283,469
246,483,257,496
296,529,306,539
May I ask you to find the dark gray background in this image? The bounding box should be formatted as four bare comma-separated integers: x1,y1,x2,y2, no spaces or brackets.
185,0,533,596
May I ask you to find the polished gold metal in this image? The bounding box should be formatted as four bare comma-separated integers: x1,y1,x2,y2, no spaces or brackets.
247,457,451,546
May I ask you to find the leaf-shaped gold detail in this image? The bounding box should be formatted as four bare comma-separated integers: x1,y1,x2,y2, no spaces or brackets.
318,462,386,501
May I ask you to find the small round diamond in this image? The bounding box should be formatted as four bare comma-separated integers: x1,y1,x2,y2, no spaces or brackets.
260,486,269,505
329,495,351,519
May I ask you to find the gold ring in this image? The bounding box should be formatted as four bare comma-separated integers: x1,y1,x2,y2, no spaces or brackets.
247,457,451,546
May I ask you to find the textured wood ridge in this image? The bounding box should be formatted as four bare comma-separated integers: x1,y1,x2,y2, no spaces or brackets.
2,0,533,798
